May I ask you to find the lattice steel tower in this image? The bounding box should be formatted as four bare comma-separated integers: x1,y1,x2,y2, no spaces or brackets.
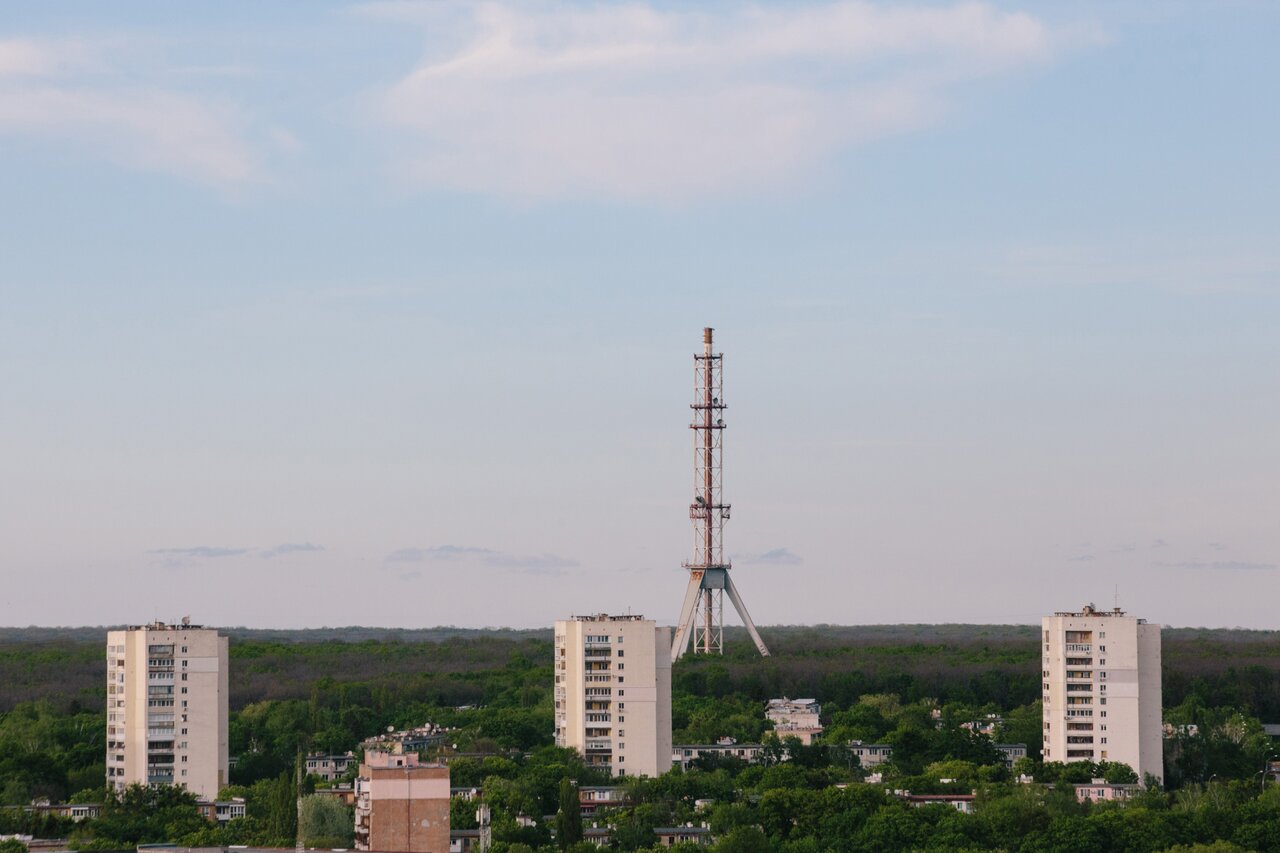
672,328,770,659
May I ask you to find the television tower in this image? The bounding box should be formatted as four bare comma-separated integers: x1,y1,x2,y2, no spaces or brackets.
672,328,770,659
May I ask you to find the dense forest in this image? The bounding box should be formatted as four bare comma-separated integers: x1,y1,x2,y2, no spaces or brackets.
3,624,1280,852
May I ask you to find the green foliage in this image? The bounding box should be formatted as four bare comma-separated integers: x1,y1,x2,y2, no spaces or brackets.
71,783,204,848
0,839,29,853
13,627,1280,851
298,794,353,846
555,777,582,848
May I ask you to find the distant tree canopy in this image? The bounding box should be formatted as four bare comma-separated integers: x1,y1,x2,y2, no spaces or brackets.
5,625,1280,852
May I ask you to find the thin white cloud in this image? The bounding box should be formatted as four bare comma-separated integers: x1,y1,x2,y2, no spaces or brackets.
1155,561,1277,572
0,38,257,185
371,1,1081,201
385,544,578,574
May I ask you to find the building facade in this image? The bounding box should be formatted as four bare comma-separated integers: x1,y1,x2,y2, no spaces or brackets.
1041,605,1162,784
554,614,672,778
304,752,357,781
105,621,229,800
672,739,764,771
848,741,893,768
355,752,450,853
765,697,823,745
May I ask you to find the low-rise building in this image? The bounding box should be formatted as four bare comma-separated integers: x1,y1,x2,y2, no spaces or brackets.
579,786,627,816
655,825,712,846
1075,780,1140,802
995,743,1028,766
672,739,765,771
24,802,101,822
355,751,450,853
305,752,357,781
194,798,246,823
450,828,481,853
897,793,976,814
765,697,823,745
315,784,357,806
848,741,893,768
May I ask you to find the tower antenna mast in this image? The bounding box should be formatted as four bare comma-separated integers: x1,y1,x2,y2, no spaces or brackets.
672,327,770,659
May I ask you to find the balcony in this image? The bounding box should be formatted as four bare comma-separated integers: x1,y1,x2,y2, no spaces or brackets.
1065,644,1091,653
585,738,612,751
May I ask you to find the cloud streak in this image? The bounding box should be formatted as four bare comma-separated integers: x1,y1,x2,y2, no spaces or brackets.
1155,561,1276,572
386,544,578,575
0,38,257,185
259,542,325,558
372,1,1082,201
150,546,250,559
735,547,804,566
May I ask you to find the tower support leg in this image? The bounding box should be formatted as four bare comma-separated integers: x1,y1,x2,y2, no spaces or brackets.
724,573,770,656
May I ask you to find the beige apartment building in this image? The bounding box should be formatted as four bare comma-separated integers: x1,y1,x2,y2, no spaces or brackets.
554,614,672,778
354,752,450,853
1041,605,1162,785
106,620,229,800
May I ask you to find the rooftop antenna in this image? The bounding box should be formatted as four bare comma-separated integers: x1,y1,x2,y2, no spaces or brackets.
672,327,770,659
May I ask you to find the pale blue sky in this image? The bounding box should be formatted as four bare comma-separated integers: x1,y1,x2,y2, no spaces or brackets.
1,1,1277,629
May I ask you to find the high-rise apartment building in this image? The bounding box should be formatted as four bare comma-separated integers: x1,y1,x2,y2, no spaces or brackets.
554,614,672,778
354,752,450,853
1041,605,1162,785
106,620,229,800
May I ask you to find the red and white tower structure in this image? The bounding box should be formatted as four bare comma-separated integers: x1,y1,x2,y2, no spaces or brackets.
672,328,770,659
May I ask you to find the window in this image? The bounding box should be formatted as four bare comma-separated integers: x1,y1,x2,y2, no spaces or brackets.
618,677,624,683
618,690,624,696
1101,711,1107,718
618,650,624,657
181,646,187,653
1101,738,1107,744
619,716,625,723
181,728,188,735
619,730,625,737
181,674,188,681
617,636,623,643
1100,645,1106,652
619,703,625,709
181,687,188,694
1100,698,1106,705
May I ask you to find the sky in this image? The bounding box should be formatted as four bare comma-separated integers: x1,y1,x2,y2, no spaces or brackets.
1,1,1278,630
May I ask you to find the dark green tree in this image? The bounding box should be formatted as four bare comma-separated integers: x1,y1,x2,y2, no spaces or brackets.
555,777,582,849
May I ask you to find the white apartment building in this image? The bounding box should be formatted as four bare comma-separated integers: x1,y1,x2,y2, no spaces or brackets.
1041,605,1162,785
554,614,672,778
106,620,229,800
